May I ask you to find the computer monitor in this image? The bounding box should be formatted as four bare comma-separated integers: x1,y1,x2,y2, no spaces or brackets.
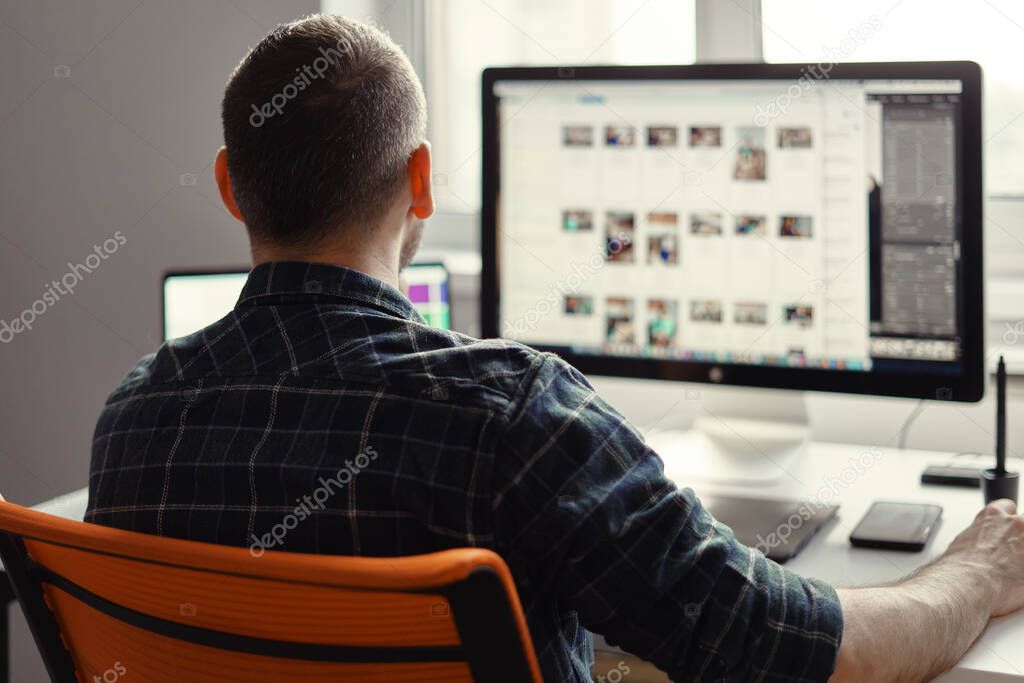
162,262,452,341
481,62,984,406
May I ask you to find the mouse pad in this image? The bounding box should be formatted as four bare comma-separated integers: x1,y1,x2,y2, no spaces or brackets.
700,494,838,562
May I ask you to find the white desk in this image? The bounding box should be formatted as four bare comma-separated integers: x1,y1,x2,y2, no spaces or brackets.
18,445,1024,681
662,442,1024,682
32,488,88,520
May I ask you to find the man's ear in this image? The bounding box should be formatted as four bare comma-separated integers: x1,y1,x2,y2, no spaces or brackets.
407,142,434,220
214,147,244,222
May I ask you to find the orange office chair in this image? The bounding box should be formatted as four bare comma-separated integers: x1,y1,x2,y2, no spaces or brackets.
0,500,543,682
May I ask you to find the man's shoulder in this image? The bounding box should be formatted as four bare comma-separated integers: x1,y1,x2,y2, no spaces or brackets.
317,320,556,403
103,351,160,403
104,311,560,410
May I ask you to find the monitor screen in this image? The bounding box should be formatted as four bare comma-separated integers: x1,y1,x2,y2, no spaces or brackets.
482,63,983,401
163,263,451,341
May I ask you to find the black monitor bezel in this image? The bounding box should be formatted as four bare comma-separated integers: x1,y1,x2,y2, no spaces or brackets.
480,61,984,402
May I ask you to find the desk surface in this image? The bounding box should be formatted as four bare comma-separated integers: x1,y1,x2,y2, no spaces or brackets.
32,443,1024,681
33,488,88,520
666,442,1024,682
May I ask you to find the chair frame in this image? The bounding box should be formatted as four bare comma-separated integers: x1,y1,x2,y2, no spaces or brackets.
0,533,76,681
0,512,540,683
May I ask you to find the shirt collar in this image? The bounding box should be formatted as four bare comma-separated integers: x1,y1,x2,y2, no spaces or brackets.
237,261,424,323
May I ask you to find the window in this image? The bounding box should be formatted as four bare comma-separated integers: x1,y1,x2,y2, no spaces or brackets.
761,0,1024,195
426,0,696,212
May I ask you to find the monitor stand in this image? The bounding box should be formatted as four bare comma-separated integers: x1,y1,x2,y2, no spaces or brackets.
645,387,810,486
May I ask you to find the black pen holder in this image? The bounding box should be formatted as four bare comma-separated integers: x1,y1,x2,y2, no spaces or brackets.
982,468,1019,505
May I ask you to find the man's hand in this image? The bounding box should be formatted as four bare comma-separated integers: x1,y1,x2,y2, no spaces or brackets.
832,499,1024,682
944,499,1024,617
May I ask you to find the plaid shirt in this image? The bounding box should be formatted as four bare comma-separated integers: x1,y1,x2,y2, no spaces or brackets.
87,261,842,682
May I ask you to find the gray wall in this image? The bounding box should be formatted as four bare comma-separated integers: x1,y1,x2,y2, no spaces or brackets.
0,0,334,506
0,1,321,679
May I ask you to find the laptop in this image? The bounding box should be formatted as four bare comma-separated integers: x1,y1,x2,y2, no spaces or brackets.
162,262,451,341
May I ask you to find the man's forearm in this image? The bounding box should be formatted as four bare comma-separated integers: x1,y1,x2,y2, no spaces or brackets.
831,556,995,681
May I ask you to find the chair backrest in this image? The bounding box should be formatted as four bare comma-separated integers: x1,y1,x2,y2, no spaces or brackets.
0,501,543,683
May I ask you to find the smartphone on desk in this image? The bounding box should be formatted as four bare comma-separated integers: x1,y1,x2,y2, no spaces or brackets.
849,501,942,552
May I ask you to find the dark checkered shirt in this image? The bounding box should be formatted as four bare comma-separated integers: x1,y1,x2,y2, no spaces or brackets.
87,261,842,682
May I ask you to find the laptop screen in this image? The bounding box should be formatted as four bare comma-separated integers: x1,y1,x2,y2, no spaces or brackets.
163,263,451,340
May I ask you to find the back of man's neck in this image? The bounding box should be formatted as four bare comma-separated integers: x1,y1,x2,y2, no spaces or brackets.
251,243,402,290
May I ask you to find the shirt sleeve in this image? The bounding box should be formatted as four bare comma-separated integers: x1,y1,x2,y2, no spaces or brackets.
492,353,843,681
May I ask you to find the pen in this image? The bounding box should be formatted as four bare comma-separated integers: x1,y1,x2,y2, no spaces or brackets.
997,355,1007,475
